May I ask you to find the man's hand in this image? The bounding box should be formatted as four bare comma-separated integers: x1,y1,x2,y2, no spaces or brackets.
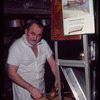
55,80,64,90
30,87,44,99
54,80,58,89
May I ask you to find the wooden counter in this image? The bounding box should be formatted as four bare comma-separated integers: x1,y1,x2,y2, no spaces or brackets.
34,96,72,100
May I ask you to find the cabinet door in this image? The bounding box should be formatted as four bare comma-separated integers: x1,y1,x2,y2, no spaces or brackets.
51,0,81,40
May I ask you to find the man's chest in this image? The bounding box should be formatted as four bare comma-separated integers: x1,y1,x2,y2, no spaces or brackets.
19,45,47,65
31,46,38,58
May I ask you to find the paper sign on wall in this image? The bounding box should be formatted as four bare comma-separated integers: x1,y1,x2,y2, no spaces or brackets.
62,0,95,35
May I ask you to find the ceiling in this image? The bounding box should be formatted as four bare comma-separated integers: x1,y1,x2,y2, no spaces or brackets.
4,0,51,15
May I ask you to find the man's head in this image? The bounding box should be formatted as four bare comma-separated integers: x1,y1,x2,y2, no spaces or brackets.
25,20,44,46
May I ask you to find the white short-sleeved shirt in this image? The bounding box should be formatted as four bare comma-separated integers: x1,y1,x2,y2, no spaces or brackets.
7,34,53,100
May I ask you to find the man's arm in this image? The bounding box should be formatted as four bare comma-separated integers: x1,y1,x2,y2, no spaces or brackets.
8,64,43,99
47,55,58,88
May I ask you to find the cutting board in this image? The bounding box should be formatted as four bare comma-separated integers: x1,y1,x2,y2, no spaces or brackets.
34,96,72,100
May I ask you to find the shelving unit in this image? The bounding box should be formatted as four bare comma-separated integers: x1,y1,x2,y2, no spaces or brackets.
54,35,91,100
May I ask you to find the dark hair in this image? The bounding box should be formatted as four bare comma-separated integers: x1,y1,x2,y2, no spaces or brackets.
25,20,44,32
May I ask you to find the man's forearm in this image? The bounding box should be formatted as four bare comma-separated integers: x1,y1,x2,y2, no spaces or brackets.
51,65,57,81
9,72,33,92
47,56,57,81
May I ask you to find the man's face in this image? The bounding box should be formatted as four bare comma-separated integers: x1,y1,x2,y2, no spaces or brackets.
25,23,43,46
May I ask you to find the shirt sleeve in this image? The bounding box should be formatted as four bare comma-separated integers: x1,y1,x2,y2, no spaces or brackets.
7,45,21,66
42,40,53,58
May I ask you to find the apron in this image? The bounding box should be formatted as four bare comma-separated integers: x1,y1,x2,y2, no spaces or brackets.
12,53,46,100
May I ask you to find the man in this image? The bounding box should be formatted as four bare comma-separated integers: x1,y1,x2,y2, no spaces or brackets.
7,20,57,100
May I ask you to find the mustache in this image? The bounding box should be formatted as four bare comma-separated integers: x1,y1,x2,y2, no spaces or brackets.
31,39,37,42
